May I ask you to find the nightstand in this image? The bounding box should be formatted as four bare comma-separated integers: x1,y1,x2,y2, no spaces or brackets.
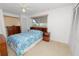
0,34,8,56
43,32,50,42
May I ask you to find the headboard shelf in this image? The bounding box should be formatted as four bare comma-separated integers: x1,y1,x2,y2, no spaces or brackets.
30,26,47,33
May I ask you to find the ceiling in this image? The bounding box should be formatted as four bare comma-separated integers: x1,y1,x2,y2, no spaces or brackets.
0,3,75,16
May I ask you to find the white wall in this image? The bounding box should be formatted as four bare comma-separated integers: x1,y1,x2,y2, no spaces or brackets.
0,9,7,37
3,12,19,17
31,10,48,17
48,5,74,44
20,15,32,32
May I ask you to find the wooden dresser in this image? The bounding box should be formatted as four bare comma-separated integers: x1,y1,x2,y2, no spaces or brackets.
0,34,8,56
6,26,21,36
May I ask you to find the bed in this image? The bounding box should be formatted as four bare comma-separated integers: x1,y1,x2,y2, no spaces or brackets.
7,30,43,56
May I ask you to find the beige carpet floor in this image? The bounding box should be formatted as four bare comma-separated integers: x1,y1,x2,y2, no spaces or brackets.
8,40,72,56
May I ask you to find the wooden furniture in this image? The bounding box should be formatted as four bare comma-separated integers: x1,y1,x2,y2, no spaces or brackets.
6,26,21,36
30,27,47,33
0,34,8,56
43,32,50,42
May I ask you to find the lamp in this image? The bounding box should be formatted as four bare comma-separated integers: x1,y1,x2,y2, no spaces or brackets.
22,8,26,13
19,3,30,13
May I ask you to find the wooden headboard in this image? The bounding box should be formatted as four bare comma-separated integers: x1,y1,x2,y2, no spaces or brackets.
30,27,47,33
6,26,21,36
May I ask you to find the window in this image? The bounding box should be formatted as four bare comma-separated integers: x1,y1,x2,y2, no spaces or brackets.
32,15,47,27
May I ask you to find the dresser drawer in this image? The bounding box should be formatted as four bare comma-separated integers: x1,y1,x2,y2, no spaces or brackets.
43,32,50,42
43,37,50,42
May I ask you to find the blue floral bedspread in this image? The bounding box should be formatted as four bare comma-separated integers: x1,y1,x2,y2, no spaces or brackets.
7,30,43,56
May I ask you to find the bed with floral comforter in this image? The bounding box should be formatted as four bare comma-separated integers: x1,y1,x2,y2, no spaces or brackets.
7,30,43,56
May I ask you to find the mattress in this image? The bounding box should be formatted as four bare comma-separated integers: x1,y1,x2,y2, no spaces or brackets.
7,30,43,56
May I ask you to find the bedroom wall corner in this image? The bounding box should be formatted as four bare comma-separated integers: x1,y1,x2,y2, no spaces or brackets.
47,5,74,44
